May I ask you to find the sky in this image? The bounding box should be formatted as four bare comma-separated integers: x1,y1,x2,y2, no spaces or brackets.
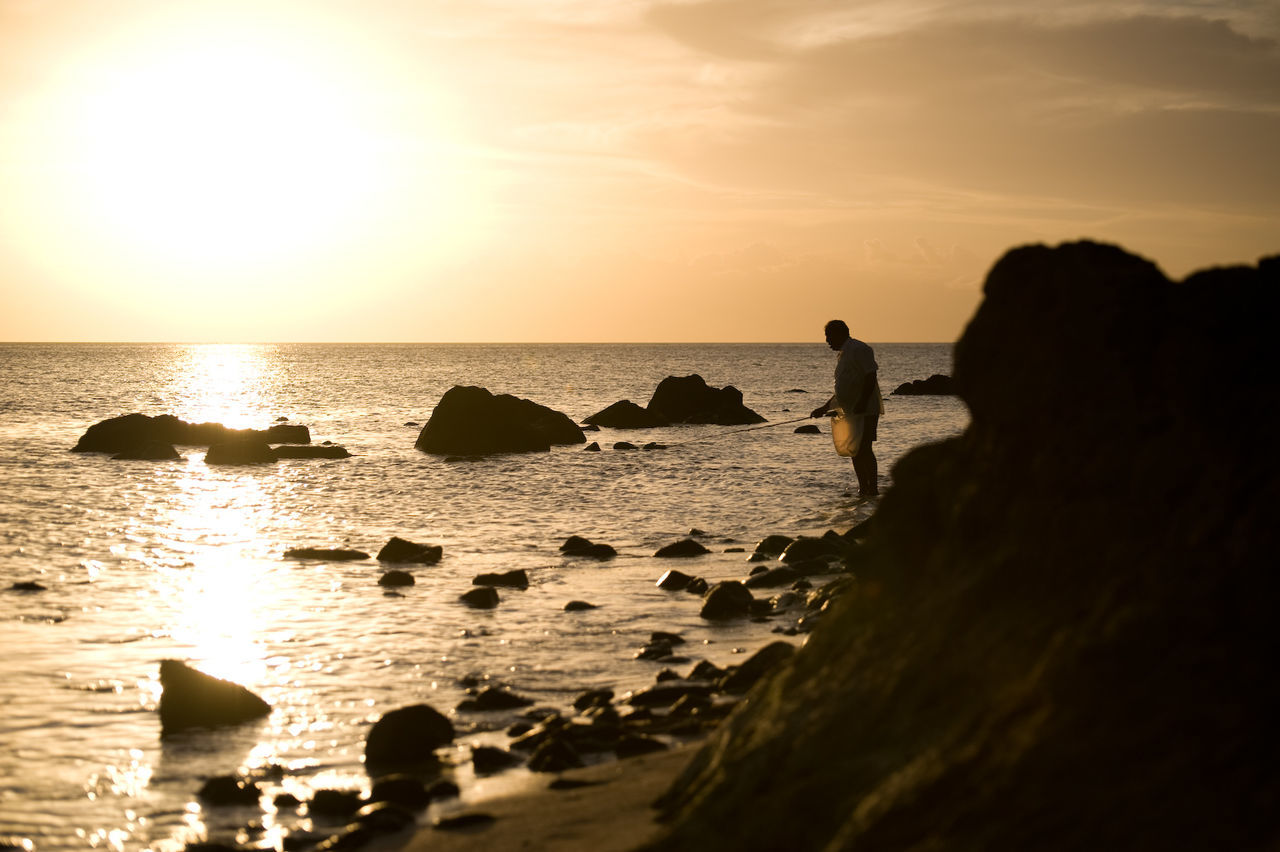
1,0,1277,343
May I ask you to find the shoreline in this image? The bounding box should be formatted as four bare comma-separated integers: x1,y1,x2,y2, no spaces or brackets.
400,743,699,852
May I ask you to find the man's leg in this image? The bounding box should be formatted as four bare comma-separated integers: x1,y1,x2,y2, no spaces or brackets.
852,444,878,497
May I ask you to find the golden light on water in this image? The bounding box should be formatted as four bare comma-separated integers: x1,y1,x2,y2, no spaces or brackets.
168,344,274,431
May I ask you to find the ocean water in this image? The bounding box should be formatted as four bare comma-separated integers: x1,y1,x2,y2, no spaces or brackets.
0,343,966,851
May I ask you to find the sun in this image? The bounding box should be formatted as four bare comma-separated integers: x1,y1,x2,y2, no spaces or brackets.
45,14,395,272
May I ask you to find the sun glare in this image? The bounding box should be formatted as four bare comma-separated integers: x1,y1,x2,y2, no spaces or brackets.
7,4,477,310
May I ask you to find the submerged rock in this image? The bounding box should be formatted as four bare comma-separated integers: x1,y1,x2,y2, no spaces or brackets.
415,385,585,455
72,413,312,455
158,660,270,733
377,537,443,564
205,439,276,465
461,587,500,609
283,547,369,561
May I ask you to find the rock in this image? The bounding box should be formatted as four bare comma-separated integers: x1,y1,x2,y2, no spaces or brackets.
654,539,711,558
585,441,601,451
434,813,497,831
457,686,535,711
646,375,766,425
205,438,276,465
283,547,369,561
378,570,414,587
365,704,454,767
472,745,523,774
353,801,418,832
573,688,615,711
686,577,709,595
643,442,667,451
892,374,956,395
744,566,800,589
460,587,500,609
197,775,261,806
564,600,598,611
377,536,443,564
473,569,529,589
779,537,838,563
656,569,693,591
718,641,796,695
614,441,639,450
10,581,47,592
793,424,821,434
627,680,715,707
582,399,668,428
560,537,617,560
310,788,362,817
615,735,668,758
753,535,794,556
582,423,600,432
415,385,585,455
271,445,351,459
651,243,1280,851
158,660,270,733
314,825,375,851
699,581,754,620
686,660,728,681
527,737,584,773
265,424,311,443
368,775,432,811
110,441,181,460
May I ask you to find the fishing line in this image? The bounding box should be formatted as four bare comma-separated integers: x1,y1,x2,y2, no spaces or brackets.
658,415,816,449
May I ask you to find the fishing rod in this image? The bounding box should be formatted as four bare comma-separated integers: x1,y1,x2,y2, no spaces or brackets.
659,415,816,448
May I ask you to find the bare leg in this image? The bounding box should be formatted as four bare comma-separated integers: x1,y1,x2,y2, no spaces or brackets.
852,445,878,497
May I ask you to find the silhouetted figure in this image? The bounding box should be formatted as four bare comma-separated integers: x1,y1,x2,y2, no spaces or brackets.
810,319,882,497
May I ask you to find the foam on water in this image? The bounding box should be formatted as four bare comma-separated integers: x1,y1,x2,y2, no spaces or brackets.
0,343,966,850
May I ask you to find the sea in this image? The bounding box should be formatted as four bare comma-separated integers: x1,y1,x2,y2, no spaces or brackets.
0,342,966,851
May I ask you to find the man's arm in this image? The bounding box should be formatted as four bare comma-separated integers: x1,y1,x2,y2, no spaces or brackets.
810,395,836,418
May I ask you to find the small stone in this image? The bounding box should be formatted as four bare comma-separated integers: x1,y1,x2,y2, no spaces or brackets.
584,441,601,451
656,569,692,591
654,539,710,558
472,569,529,589
564,600,598,611
456,686,535,712
376,537,443,564
378,570,415,587
283,547,369,561
472,745,523,775
461,587,500,609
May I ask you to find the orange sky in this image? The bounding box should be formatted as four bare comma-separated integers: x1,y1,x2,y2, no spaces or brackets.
1,0,1277,342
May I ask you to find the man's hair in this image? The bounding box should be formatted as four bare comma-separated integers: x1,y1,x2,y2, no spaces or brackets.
824,319,849,337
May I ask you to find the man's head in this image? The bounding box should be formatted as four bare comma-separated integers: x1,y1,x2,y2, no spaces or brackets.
824,319,850,351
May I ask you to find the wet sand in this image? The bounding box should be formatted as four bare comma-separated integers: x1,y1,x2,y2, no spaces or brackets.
401,744,697,852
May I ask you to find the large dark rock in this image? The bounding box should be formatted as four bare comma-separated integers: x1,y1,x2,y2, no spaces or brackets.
72,414,312,454
157,660,271,733
893,374,956,395
582,400,669,428
646,242,1280,851
415,386,585,455
699,581,754,620
110,441,181,461
205,439,276,465
646,375,766,425
365,704,455,767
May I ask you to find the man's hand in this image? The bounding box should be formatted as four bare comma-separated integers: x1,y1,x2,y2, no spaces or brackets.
810,405,828,418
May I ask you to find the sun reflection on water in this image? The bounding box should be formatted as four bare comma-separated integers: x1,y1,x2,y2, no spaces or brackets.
166,344,279,431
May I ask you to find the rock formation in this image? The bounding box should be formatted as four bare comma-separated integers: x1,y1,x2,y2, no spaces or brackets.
584,375,765,428
415,386,585,455
647,242,1280,850
72,414,311,454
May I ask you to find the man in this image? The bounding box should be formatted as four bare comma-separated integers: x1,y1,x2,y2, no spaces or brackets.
810,319,882,497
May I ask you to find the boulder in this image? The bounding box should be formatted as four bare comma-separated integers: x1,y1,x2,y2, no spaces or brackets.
699,581,753,620
647,243,1280,851
461,587,500,609
585,442,601,451
473,569,530,589
415,385,585,455
377,537,443,564
614,441,639,450
717,641,796,695
657,569,693,591
560,537,617,560
157,659,270,733
472,745,523,775
655,539,711,558
793,424,821,435
779,537,838,563
892,374,956,395
646,375,766,425
365,704,454,766
753,535,794,556
583,400,668,428
368,775,432,810
197,775,262,806
744,566,800,589
457,686,535,712
564,600,598,611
